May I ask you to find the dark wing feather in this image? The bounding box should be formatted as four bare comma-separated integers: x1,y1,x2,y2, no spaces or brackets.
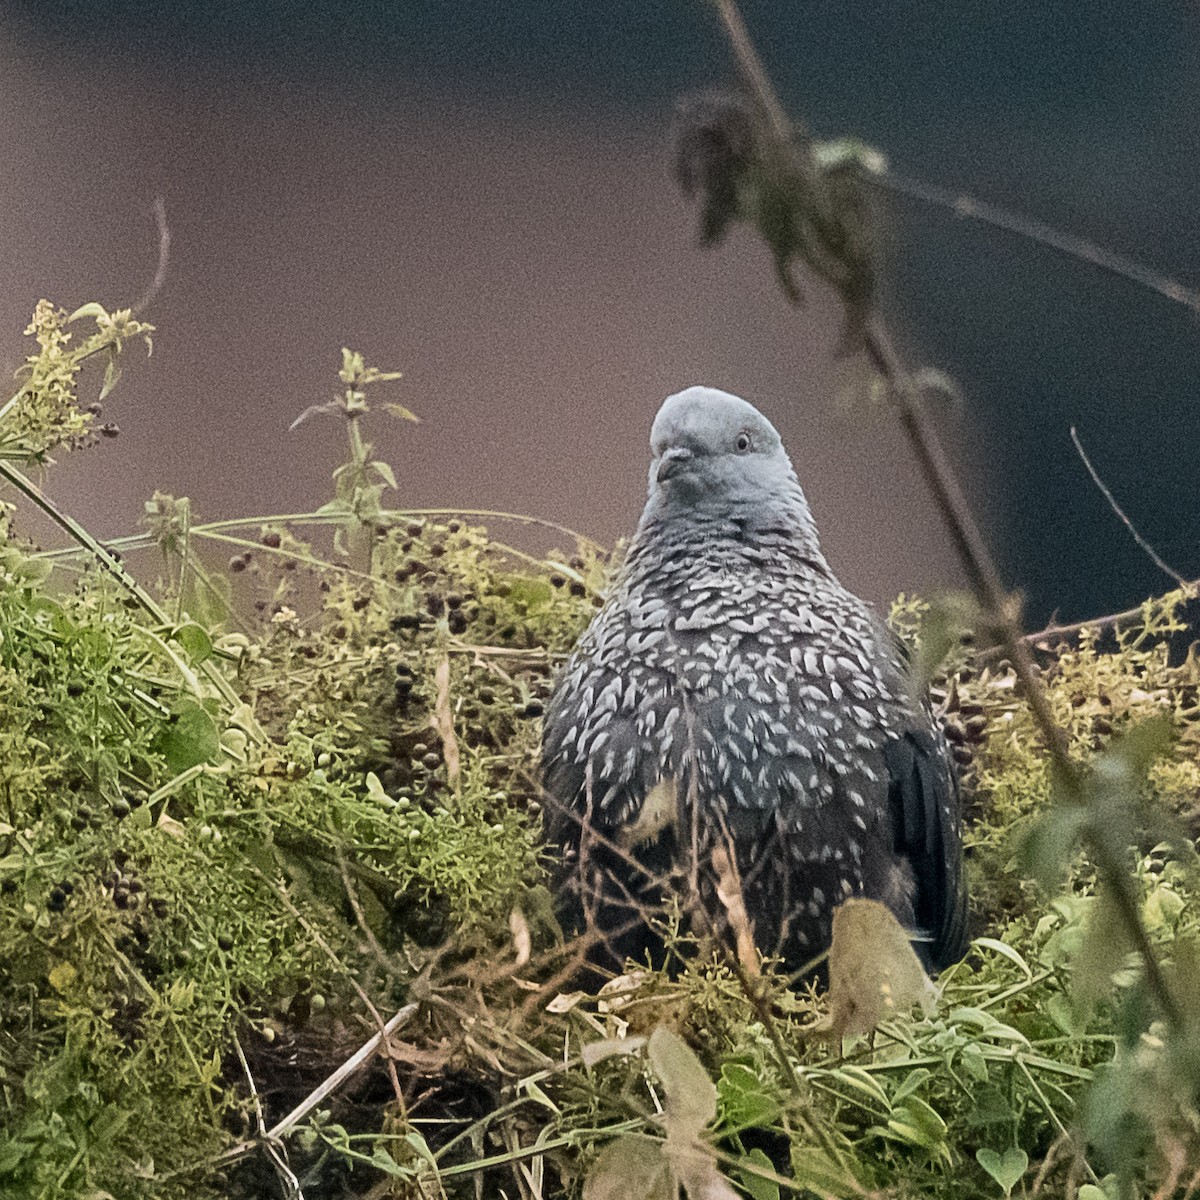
885,727,969,969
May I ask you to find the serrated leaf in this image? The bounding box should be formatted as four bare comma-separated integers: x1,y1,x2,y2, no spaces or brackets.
648,1026,717,1134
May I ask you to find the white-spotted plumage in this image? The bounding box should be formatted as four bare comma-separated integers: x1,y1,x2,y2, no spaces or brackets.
542,387,968,975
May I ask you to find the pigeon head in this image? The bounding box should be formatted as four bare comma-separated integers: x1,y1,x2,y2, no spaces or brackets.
641,386,820,547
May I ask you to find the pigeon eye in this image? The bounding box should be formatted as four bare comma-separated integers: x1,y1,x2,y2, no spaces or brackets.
735,432,752,452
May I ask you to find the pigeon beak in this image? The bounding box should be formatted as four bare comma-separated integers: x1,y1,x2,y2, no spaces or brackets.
655,446,694,484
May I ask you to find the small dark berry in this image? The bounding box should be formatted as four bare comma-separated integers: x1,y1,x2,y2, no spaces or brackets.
478,689,495,705
66,681,86,697
113,888,131,910
395,663,414,678
422,751,441,771
412,742,428,757
429,543,445,558
261,530,282,548
406,522,424,538
217,934,235,951
150,898,169,919
550,574,566,588
448,611,468,635
48,888,67,912
521,700,545,719
112,799,131,819
352,595,370,612
446,593,463,610
390,614,421,633
427,595,445,618
230,555,248,573
448,520,462,533
568,581,586,598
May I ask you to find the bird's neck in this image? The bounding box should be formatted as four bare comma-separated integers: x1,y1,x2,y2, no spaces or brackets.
627,497,831,579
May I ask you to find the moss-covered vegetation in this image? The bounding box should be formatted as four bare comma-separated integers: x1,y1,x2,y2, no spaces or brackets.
2,304,1200,1200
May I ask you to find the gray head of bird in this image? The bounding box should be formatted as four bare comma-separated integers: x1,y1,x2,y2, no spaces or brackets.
638,386,823,552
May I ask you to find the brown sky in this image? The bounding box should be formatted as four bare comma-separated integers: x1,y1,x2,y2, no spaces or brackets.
0,39,968,605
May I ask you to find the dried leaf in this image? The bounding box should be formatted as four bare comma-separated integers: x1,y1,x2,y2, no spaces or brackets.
431,654,460,787
648,1026,717,1134
581,1035,647,1068
816,898,937,1038
583,1134,674,1200
509,905,531,967
711,844,759,979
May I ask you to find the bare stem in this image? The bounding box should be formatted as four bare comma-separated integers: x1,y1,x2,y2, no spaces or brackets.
709,0,1184,1034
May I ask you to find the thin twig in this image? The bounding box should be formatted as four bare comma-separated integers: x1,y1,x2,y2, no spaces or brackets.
132,196,171,316
880,171,1200,317
234,1035,305,1200
1071,426,1193,592
271,881,409,1115
710,0,1185,1034
268,1004,419,1142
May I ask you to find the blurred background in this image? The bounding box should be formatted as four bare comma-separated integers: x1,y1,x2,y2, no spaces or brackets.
1,1,1198,623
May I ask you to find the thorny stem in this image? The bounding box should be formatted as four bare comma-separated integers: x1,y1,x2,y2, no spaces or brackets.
709,0,1185,1033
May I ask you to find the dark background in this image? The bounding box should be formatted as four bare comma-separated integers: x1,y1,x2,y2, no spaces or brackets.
2,1,1198,623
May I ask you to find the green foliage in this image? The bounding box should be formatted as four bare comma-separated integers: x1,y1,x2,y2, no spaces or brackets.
3,308,1200,1200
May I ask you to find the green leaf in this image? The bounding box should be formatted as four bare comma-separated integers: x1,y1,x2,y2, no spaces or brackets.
67,302,108,323
736,1148,780,1200
383,402,420,422
717,1062,780,1129
1018,806,1089,892
151,700,221,773
99,353,121,401
172,623,213,665
975,1147,1027,1196
371,460,398,491
789,1145,865,1194
891,1067,932,1104
972,937,1033,980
